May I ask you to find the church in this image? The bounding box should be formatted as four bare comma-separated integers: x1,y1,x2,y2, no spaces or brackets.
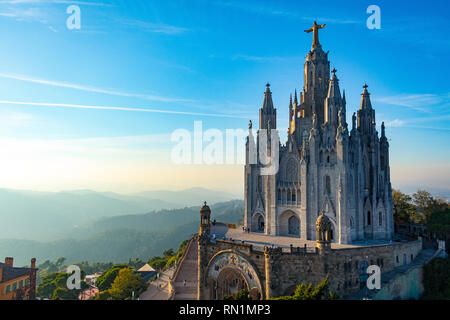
244,22,394,244
169,23,428,301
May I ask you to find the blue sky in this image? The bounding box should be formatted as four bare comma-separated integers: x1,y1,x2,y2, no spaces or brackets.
0,0,448,195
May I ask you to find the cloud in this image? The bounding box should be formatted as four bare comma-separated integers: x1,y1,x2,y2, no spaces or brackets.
120,19,190,35
0,73,193,103
384,119,404,127
0,0,110,6
0,100,250,119
213,1,360,24
374,93,450,113
0,110,34,128
231,54,288,62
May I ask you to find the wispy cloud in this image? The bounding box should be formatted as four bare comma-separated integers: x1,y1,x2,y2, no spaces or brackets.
0,73,193,103
231,54,288,62
374,93,450,113
213,1,360,24
0,100,250,119
383,113,450,130
385,119,404,127
120,19,190,35
0,0,111,6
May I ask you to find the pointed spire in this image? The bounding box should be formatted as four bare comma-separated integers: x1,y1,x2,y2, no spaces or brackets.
289,93,293,120
331,68,337,80
294,89,298,106
327,69,341,100
262,83,274,112
360,83,372,110
342,89,346,106
352,112,356,130
324,68,342,125
259,82,277,130
381,121,385,137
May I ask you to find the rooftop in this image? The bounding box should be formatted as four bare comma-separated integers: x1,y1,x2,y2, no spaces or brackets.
0,263,33,282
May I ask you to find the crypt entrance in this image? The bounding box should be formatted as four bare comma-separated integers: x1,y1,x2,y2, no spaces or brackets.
205,251,263,300
215,267,249,299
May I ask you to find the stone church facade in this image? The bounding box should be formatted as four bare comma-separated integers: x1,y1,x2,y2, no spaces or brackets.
244,27,394,244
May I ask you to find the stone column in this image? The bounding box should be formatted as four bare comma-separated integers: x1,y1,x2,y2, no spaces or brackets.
264,247,273,299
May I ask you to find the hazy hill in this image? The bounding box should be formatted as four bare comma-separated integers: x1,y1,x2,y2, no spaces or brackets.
0,200,244,266
133,187,241,207
0,187,239,240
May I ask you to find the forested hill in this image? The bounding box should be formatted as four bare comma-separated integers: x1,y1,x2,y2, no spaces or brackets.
0,200,244,266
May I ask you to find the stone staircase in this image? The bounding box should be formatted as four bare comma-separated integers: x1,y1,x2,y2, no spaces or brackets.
171,236,198,300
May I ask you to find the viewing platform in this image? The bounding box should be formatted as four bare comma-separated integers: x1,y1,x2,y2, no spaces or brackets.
210,222,401,251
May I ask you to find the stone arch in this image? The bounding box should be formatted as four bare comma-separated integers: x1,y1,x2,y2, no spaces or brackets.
278,210,300,237
206,250,263,300
252,212,265,233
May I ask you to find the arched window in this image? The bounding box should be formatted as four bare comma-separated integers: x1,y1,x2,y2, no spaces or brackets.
287,189,291,203
367,211,371,226
350,216,354,228
298,189,301,203
292,191,296,202
379,212,382,226
277,189,281,201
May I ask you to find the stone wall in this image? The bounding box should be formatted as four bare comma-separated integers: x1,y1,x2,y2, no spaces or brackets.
198,237,423,299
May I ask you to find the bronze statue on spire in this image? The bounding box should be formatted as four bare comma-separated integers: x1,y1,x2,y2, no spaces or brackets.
304,21,326,47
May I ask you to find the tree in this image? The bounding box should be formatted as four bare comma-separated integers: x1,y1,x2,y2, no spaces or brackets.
95,264,128,291
107,268,148,300
422,257,450,299
163,249,175,257
37,272,87,300
392,189,416,223
223,289,251,300
412,190,435,222
270,276,338,300
427,208,450,239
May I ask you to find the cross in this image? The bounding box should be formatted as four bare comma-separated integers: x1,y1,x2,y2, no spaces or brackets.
266,82,270,88
304,21,326,47
331,68,337,75
363,83,368,90
204,201,207,206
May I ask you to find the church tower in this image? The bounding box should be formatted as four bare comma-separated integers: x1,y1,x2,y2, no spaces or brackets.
244,22,394,244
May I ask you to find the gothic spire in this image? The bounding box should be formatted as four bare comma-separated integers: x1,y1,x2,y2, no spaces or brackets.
262,83,274,112
289,93,293,121
294,89,298,106
360,83,372,110
327,68,342,101
324,68,343,125
259,83,277,130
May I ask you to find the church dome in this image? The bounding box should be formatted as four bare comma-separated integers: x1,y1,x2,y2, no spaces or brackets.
200,201,211,215
316,213,332,231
